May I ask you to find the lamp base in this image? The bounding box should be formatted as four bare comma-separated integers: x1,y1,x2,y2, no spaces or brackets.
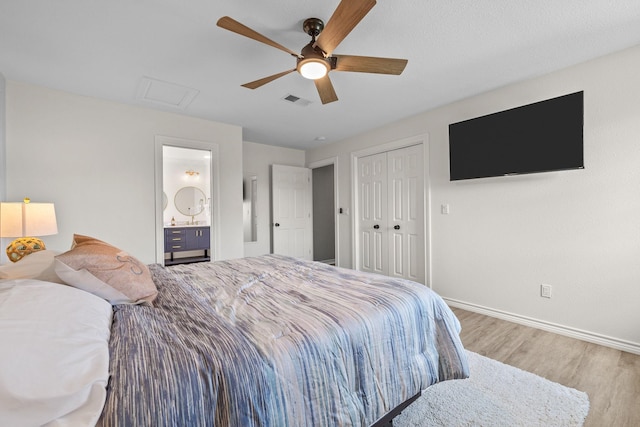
6,237,47,263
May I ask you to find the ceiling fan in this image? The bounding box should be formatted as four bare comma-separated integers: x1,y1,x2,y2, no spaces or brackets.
217,0,408,104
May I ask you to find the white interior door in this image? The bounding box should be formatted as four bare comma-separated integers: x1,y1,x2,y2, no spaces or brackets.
272,164,313,260
387,144,424,283
358,152,388,276
357,144,425,283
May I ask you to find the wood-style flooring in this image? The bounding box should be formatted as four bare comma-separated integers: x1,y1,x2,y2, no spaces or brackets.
451,307,640,427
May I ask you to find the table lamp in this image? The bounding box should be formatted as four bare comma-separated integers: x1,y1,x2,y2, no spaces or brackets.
0,198,58,262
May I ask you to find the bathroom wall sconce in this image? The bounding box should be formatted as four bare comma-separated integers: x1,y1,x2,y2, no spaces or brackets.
185,170,199,177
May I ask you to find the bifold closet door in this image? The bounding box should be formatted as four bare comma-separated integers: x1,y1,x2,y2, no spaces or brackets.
358,152,388,276
357,144,424,283
387,144,424,282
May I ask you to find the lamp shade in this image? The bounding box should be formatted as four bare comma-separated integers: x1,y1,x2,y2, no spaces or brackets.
0,202,58,238
1,201,58,262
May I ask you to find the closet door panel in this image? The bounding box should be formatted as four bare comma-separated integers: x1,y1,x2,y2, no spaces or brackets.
386,144,425,283
357,143,424,283
358,152,387,275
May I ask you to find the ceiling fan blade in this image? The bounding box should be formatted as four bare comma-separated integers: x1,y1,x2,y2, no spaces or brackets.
314,0,376,56
333,54,408,75
217,16,299,57
241,69,296,89
314,75,338,104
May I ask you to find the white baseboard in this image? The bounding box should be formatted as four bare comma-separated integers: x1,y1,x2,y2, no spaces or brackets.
444,298,640,356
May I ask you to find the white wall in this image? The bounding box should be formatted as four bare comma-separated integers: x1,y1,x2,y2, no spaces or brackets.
0,73,5,201
0,74,6,263
306,44,640,351
5,81,244,264
242,141,305,257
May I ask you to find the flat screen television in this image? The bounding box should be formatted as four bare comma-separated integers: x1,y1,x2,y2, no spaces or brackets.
448,91,584,181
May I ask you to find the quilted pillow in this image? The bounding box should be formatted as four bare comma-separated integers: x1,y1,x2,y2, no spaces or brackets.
55,234,157,305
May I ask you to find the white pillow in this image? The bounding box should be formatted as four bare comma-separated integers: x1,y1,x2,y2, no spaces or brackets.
0,250,64,284
0,279,112,427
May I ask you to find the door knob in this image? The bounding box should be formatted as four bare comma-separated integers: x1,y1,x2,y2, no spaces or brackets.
274,223,280,227
373,224,380,229
394,225,400,230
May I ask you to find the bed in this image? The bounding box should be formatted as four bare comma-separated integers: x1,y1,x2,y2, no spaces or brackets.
0,236,468,426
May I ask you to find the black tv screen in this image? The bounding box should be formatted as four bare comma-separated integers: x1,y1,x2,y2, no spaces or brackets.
448,91,584,181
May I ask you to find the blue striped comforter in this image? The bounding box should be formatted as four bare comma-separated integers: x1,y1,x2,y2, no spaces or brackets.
98,255,468,426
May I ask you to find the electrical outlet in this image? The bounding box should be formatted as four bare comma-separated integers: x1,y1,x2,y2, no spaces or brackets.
540,284,552,298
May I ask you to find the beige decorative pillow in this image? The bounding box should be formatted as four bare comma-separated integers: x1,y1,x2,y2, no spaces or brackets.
55,234,157,305
0,250,64,284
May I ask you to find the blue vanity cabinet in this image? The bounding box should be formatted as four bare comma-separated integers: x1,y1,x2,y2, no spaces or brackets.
165,226,210,265
186,226,209,251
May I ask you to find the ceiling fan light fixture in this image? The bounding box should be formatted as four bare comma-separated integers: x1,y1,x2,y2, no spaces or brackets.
218,1,408,104
298,59,329,80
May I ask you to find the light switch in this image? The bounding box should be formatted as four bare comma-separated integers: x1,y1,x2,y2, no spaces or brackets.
441,204,450,215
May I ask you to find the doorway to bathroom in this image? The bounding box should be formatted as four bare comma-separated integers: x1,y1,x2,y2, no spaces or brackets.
154,136,219,265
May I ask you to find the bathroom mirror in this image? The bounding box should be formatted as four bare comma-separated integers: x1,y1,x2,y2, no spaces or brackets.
175,186,206,218
243,175,258,242
162,192,168,211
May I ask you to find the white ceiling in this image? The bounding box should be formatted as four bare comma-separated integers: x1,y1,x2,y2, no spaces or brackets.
2,1,640,149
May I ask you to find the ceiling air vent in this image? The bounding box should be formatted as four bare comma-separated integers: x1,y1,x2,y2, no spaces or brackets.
282,94,312,107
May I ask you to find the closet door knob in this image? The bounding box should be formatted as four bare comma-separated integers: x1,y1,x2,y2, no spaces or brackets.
373,224,380,229
274,223,280,227
394,225,400,230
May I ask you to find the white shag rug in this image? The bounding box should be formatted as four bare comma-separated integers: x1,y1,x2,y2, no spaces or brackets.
394,351,590,427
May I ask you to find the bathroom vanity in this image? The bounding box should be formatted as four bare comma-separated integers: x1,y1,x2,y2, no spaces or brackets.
164,225,210,266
